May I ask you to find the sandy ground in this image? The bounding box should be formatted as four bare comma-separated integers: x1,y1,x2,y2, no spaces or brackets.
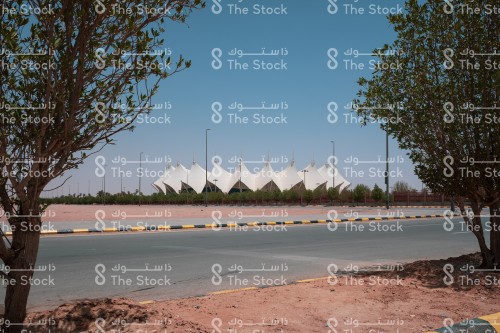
25,253,500,333
0,204,333,222
0,204,443,223
0,204,449,230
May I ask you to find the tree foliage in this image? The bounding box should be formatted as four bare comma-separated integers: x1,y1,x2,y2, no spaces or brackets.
371,184,384,202
0,0,204,329
352,184,370,203
392,180,415,192
355,0,499,266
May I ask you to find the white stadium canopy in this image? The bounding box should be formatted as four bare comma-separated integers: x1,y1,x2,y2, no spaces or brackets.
236,162,257,191
275,161,303,191
318,162,350,192
166,163,189,193
254,162,280,192
152,163,177,193
152,159,350,194
209,163,236,194
185,162,209,194
299,162,328,191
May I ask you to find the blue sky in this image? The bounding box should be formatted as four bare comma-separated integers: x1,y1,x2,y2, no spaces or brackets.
48,0,423,196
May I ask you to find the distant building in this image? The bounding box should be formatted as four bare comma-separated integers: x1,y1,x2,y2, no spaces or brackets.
153,160,350,194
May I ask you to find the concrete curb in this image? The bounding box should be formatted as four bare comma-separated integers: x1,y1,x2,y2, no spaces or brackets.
424,312,500,332
4,214,443,236
341,205,449,208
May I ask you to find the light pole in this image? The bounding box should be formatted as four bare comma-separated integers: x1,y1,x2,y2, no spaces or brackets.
301,169,309,206
331,140,335,204
102,163,106,205
139,152,143,206
205,129,211,207
385,132,390,209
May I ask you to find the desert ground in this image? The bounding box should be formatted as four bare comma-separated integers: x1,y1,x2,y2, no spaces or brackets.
25,253,499,333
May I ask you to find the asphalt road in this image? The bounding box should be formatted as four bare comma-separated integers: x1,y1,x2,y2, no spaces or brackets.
1,217,484,312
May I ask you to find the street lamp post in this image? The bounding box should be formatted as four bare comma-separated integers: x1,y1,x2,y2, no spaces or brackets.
139,152,143,206
102,163,106,205
385,132,390,209
239,157,242,193
331,140,335,205
205,129,211,207
301,169,309,206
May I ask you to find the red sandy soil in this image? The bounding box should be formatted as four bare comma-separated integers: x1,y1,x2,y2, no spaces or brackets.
1,204,344,222
25,253,499,333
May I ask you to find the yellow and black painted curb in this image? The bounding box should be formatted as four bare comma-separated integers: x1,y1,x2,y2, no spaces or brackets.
342,205,449,209
424,312,500,332
4,214,443,236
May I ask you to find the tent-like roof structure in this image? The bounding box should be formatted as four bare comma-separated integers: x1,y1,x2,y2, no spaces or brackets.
254,162,280,192
164,163,188,193
209,163,236,194
236,162,257,192
317,163,351,192
152,164,176,193
185,162,209,194
275,161,303,191
299,162,328,191
152,169,168,193
152,159,350,194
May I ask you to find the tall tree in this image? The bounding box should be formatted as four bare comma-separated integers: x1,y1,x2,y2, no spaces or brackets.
371,184,384,202
355,0,499,266
392,180,415,193
352,184,370,203
0,0,204,330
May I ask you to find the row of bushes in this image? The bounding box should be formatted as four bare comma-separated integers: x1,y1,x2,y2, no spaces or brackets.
40,185,403,206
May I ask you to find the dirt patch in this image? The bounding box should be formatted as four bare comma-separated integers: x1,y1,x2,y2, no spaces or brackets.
26,253,499,333
25,298,207,333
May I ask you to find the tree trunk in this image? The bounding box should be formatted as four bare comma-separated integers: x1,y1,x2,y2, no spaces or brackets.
472,214,496,268
459,203,495,268
2,215,42,333
490,201,500,265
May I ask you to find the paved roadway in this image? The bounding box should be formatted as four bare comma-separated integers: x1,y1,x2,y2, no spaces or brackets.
3,215,484,312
